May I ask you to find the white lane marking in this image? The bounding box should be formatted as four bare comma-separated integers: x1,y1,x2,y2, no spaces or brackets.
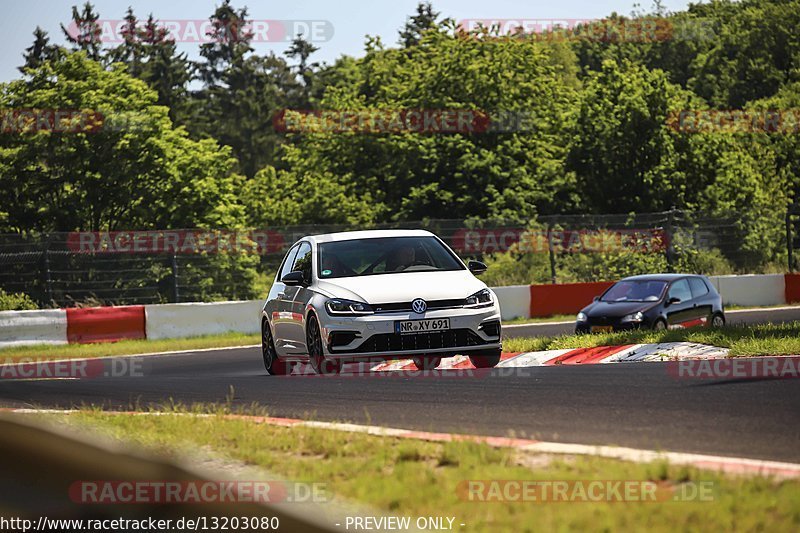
728,305,800,314
519,442,800,479
503,320,573,329
0,344,260,368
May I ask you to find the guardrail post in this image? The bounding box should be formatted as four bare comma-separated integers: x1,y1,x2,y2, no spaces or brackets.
547,224,557,284
665,209,676,272
787,209,794,273
171,253,179,303
43,248,53,305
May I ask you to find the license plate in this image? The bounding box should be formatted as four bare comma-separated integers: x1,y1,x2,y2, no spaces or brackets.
396,318,451,334
591,325,613,333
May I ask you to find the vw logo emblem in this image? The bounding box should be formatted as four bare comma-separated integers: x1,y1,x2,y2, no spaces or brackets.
411,298,427,314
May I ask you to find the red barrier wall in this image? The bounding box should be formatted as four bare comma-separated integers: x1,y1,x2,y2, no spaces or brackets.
66,306,146,344
529,281,614,318
785,273,800,304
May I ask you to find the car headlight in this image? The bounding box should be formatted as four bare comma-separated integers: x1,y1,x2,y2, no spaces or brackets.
325,298,374,316
621,311,645,323
464,289,493,308
576,312,588,322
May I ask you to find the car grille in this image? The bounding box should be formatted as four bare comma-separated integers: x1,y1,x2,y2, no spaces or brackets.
349,329,490,353
372,299,467,313
587,316,622,327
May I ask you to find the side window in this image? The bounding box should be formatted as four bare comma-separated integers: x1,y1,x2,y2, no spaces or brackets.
279,245,300,282
292,242,313,281
688,277,710,299
668,279,693,302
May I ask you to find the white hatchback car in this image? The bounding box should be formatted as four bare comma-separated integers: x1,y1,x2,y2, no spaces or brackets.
261,229,502,374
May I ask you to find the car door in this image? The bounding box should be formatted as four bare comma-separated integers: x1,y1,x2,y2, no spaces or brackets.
271,244,300,355
280,241,313,354
688,276,714,326
664,278,695,328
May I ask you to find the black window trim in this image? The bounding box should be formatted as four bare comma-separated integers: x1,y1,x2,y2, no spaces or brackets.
278,243,301,282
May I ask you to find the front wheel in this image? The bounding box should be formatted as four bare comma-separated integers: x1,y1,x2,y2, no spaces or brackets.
469,349,502,369
653,319,667,331
307,314,342,375
262,321,292,375
711,313,725,328
412,356,442,370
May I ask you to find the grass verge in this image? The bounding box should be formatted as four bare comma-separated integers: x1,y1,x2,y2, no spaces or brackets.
28,410,800,532
0,332,259,362
503,322,800,357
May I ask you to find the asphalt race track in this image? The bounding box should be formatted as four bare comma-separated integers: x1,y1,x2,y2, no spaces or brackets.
1,306,798,464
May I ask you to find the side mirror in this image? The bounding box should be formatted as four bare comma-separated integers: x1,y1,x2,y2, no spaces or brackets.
666,296,681,306
593,296,600,302
468,260,488,275
281,271,305,286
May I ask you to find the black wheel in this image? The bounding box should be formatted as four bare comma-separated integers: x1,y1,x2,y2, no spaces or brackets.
469,349,502,369
307,314,341,375
653,319,667,331
412,356,442,370
262,320,292,375
711,313,725,328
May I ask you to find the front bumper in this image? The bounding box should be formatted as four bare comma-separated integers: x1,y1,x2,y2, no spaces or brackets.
319,305,502,361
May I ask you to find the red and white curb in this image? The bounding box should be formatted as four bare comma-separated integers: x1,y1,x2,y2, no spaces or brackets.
370,342,730,371
7,408,800,480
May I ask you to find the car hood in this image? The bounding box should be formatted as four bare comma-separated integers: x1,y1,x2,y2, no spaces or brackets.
314,270,487,304
584,301,657,317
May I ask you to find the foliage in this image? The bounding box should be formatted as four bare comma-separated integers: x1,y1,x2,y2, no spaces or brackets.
0,289,38,311
4,0,800,304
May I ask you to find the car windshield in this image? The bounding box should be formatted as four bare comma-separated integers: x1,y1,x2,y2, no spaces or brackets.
317,236,464,279
601,280,667,303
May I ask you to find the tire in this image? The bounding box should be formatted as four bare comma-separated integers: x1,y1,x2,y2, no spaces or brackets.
412,356,442,371
653,319,667,331
307,314,342,375
711,313,725,328
262,320,292,375
469,349,502,369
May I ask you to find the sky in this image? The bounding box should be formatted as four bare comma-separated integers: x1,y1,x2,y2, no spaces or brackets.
2,0,702,82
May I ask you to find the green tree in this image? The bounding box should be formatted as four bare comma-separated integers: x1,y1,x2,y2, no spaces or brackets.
0,52,244,232
19,27,63,73
286,34,320,107
278,24,581,224
399,1,441,47
61,2,103,61
191,1,298,177
566,59,693,213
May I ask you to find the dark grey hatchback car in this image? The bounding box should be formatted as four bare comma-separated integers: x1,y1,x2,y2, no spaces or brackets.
575,274,725,333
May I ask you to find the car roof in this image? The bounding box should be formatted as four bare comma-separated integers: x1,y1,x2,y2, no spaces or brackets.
298,229,436,245
620,273,703,282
